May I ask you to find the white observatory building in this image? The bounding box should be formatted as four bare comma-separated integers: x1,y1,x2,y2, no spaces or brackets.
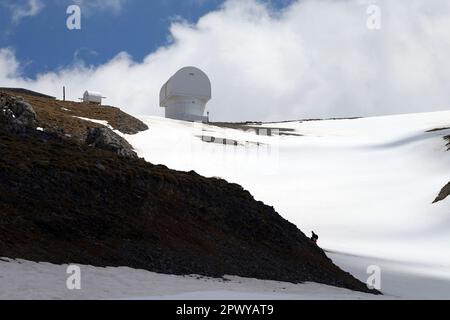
160,66,211,122
83,91,104,105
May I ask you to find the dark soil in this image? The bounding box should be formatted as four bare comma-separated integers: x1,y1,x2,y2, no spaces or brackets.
0,126,378,294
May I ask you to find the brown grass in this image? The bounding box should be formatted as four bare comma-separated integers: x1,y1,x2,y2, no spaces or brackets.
0,90,148,142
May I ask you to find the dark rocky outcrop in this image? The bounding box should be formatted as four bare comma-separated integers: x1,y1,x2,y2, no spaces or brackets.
0,95,38,132
86,127,138,159
433,182,450,203
427,130,449,203
432,135,450,203
0,126,378,295
112,108,149,134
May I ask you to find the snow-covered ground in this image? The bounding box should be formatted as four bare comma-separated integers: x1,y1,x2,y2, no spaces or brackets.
328,251,450,300
124,110,450,299
0,259,384,300
2,110,449,299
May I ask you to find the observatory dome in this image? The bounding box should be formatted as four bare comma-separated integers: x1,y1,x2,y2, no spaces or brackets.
160,67,211,122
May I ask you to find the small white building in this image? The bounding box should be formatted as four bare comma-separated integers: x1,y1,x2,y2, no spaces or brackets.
83,91,103,104
160,66,211,122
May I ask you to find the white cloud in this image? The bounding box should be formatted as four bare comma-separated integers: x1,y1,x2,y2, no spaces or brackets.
1,0,450,122
0,48,21,77
1,0,44,24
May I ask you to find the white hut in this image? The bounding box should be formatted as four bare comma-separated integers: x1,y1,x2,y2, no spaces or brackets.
160,67,211,122
83,91,103,104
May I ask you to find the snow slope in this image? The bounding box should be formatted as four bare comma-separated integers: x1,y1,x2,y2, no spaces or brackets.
0,259,384,300
123,110,450,299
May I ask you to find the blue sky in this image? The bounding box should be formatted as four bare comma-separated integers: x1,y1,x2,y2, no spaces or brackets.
0,0,293,78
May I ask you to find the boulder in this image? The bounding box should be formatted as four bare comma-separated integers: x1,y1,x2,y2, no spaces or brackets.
86,127,138,159
0,94,38,132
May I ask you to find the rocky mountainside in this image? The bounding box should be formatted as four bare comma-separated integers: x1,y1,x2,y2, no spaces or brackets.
1,90,148,140
0,91,378,294
0,91,142,158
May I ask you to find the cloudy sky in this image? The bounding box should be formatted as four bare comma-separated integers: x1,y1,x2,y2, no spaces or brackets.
0,0,449,121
